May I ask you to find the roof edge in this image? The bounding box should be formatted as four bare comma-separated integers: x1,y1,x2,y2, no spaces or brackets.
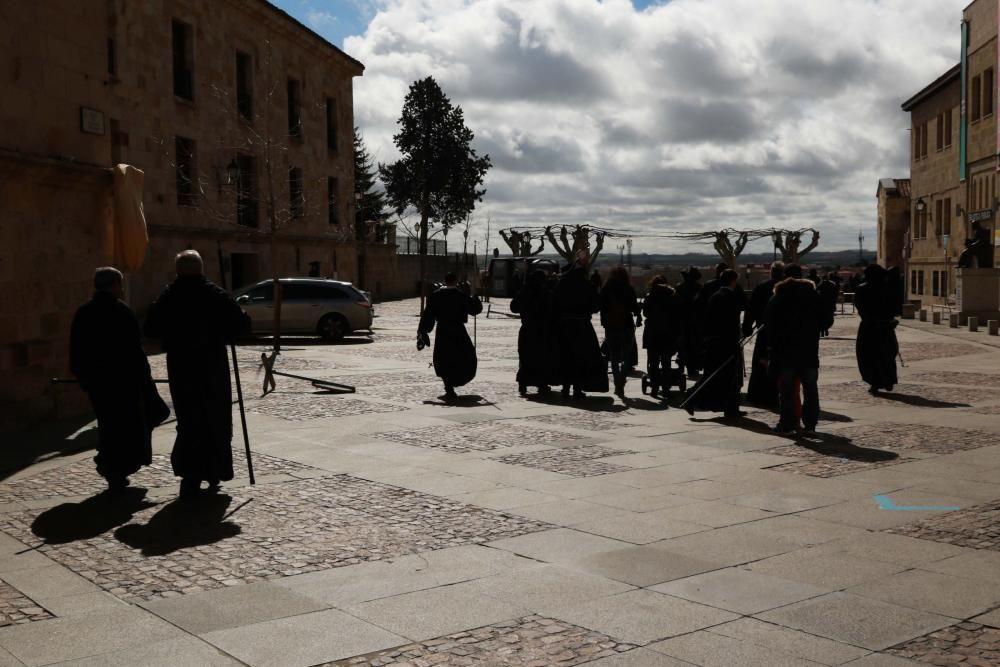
901,64,960,111
252,0,365,74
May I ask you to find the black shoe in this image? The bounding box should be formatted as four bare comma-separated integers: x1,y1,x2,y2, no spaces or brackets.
206,479,221,493
444,387,458,401
518,383,528,396
684,404,695,416
772,423,797,434
539,385,551,395
179,478,201,499
106,476,130,492
868,386,879,395
573,389,585,400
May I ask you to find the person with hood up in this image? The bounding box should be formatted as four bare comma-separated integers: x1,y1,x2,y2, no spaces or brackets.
599,266,641,398
418,272,483,400
642,275,680,400
553,264,607,399
510,270,557,395
675,266,703,375
684,269,745,418
854,264,899,394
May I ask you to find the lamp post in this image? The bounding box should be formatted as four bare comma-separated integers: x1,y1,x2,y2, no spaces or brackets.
858,229,865,264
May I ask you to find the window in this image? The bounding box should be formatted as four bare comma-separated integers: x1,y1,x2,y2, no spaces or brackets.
325,97,337,150
289,167,304,218
944,197,951,236
287,78,302,140
171,20,194,100
972,75,982,122
941,270,948,297
921,122,928,158
932,271,940,296
236,154,258,228
107,37,117,77
985,67,995,117
175,136,197,206
246,283,273,301
236,51,253,121
944,109,953,147
935,199,943,236
917,270,925,295
913,124,920,160
936,113,944,151
327,176,339,225
915,207,927,239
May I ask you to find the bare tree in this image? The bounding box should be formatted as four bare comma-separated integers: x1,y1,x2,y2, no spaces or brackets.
771,228,821,264
544,225,606,268
669,228,771,267
499,228,545,257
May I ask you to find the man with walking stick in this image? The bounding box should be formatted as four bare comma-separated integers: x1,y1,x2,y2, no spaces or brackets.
145,251,251,499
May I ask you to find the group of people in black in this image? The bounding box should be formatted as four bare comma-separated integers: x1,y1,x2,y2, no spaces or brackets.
419,258,902,435
70,250,249,496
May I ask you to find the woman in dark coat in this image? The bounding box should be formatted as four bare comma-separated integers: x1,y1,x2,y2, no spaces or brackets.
743,262,783,407
510,270,556,395
674,267,703,375
600,267,641,398
144,251,249,498
418,272,483,400
855,264,899,394
554,265,607,399
70,267,168,490
642,275,679,399
684,269,744,418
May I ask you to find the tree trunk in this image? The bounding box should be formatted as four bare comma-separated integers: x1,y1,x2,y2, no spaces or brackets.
418,206,429,314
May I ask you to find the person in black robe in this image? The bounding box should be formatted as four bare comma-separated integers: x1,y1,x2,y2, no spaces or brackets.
685,269,744,418
765,267,830,433
554,265,607,399
674,267,702,376
817,273,839,336
70,267,168,491
855,264,899,394
600,267,641,398
642,275,680,400
144,251,250,498
418,272,483,400
510,270,556,395
742,262,783,408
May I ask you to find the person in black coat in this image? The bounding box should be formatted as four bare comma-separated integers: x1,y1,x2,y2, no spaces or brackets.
855,264,899,394
419,272,483,400
764,265,831,433
817,273,840,336
600,267,641,398
642,275,679,399
144,251,250,499
554,265,607,399
510,270,556,395
674,267,703,375
70,267,168,491
742,262,783,407
685,269,745,418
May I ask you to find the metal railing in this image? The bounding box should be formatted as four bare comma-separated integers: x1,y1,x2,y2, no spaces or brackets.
398,237,448,256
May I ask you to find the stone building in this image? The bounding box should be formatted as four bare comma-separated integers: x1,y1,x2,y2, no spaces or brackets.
901,0,999,316
875,178,910,271
0,0,375,429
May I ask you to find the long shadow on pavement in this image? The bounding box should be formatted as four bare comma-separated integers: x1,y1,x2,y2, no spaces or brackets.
115,494,242,557
869,391,969,409
31,487,158,545
523,393,629,413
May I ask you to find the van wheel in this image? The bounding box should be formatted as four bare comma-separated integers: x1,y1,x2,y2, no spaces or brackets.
318,314,348,341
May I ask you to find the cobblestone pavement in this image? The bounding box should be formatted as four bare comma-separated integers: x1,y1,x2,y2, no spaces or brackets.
0,476,549,603
0,581,51,627
492,445,636,477
247,391,408,420
888,622,1000,666
328,615,635,666
374,421,587,454
888,498,1000,550
0,452,306,503
823,381,982,407
764,443,914,478
526,412,632,432
905,371,1000,387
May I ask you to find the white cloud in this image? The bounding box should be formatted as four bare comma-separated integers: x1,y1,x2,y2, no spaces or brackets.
344,0,963,252
306,9,338,29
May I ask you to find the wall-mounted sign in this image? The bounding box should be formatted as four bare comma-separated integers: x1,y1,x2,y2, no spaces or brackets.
80,107,105,135
968,208,994,223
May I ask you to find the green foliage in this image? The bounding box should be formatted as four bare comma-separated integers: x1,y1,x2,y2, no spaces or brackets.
353,127,390,233
378,77,491,231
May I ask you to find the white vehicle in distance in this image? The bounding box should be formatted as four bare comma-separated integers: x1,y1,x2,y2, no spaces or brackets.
233,278,373,341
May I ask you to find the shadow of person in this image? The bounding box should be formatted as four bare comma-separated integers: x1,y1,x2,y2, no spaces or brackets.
873,392,969,409
623,396,668,411
792,432,899,462
114,493,241,557
423,394,494,407
523,393,628,413
31,487,158,545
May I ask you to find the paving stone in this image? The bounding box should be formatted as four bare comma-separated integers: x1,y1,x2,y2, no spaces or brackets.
823,382,982,407
747,548,907,590
648,630,825,666
709,617,870,665
651,567,828,614
845,569,1000,619
248,392,408,421
526,412,635,432
0,477,549,603
374,422,586,454
887,622,1000,666
887,498,1000,551
492,445,636,477
0,580,51,627
325,614,635,666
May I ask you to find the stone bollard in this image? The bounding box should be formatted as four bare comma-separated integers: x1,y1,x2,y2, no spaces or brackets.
989,320,999,336
932,311,942,324
950,314,960,328
968,316,979,332
919,309,928,322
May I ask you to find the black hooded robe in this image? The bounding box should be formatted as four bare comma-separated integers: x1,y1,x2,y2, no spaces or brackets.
70,292,168,482
686,286,744,413
743,279,778,407
554,268,608,393
855,273,898,391
144,275,249,483
419,287,483,388
510,280,557,388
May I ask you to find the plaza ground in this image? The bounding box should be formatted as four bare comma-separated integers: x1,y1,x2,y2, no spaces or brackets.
1,298,1000,666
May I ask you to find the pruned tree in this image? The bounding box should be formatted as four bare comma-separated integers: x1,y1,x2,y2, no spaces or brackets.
499,228,545,257
545,225,606,268
379,76,492,312
772,228,821,264
669,228,770,268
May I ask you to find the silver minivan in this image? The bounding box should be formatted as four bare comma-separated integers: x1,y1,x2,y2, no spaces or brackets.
233,278,373,340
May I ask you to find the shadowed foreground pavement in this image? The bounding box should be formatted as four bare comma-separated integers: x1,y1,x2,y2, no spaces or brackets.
1,298,999,666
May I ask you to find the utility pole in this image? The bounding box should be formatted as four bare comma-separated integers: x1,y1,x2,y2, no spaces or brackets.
626,239,633,274
858,229,865,264
618,243,625,266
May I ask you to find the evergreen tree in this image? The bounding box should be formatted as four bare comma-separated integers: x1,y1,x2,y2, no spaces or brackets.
379,77,491,310
353,127,389,239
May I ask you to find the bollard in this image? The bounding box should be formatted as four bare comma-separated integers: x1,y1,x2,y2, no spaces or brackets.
949,314,959,328
989,319,999,336
919,309,928,322
968,316,979,332
932,311,941,324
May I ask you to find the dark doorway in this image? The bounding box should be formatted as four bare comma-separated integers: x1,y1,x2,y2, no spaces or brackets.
231,253,259,290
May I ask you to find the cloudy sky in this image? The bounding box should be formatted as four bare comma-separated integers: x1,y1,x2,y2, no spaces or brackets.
274,0,963,253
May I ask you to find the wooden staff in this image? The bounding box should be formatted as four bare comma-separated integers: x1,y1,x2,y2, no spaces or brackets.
230,344,255,485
